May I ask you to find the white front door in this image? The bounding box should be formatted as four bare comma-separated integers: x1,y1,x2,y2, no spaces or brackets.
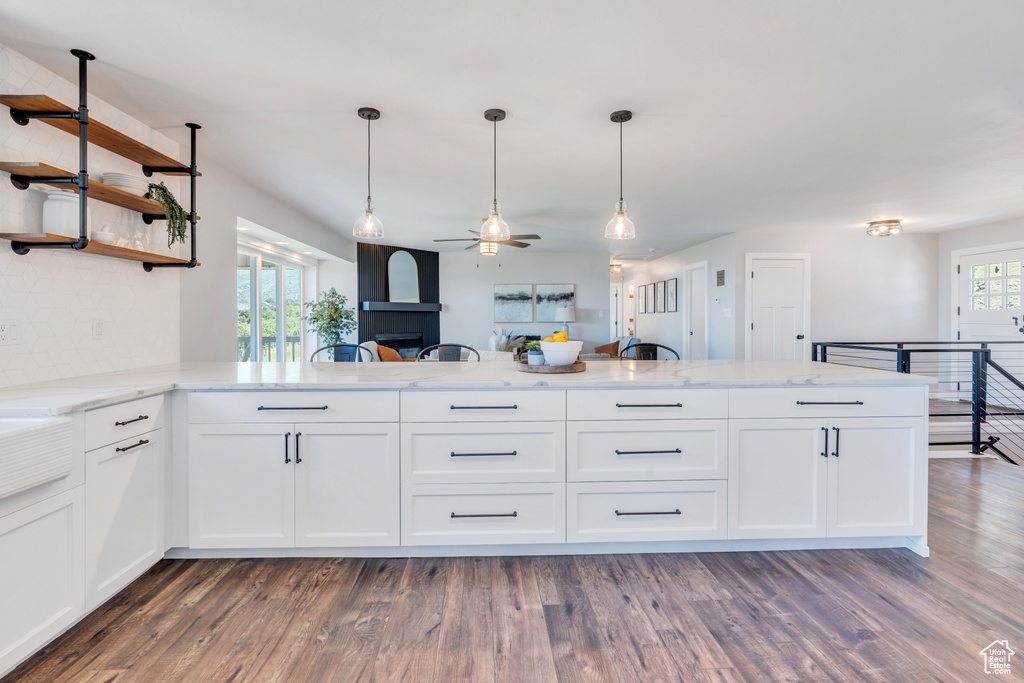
748,256,809,360
958,248,1024,362
685,264,708,360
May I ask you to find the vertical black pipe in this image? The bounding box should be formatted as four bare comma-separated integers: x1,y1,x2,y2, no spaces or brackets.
972,349,990,454
71,49,94,249
186,123,200,265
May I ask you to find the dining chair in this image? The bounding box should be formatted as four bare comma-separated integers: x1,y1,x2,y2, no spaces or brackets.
309,344,373,362
618,343,680,360
416,343,481,362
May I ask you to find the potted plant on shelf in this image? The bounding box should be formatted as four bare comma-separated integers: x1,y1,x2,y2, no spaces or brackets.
524,340,545,366
145,182,188,248
303,288,357,360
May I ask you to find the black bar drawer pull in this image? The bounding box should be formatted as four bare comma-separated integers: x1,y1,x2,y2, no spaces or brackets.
258,405,328,411
450,451,518,458
284,431,291,463
795,401,864,406
615,448,682,456
450,511,518,519
295,432,302,463
450,405,518,410
832,426,840,457
820,427,829,458
615,403,683,408
115,439,150,453
114,414,149,426
615,509,682,516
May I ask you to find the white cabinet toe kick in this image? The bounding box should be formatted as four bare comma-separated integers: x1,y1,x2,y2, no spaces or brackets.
176,385,929,559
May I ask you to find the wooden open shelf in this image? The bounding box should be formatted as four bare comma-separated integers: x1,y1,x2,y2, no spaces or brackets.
0,95,197,175
0,162,166,216
0,233,191,265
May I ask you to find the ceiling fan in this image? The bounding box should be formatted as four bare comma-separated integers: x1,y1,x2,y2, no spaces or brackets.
433,230,541,249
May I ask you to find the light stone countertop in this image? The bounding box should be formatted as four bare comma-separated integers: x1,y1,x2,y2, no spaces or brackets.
0,360,935,417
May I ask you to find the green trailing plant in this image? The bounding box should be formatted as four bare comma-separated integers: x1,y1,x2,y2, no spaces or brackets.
146,182,188,247
303,288,357,347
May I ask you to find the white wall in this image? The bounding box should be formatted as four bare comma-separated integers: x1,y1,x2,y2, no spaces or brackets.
734,231,939,354
936,216,1024,340
0,45,181,388
621,234,737,359
179,156,355,361
439,251,610,352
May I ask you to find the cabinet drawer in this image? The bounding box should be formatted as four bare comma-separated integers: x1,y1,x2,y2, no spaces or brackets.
402,422,565,484
567,481,726,543
567,389,728,421
568,420,726,481
86,395,165,451
402,483,565,545
729,387,926,419
188,391,399,424
401,391,565,423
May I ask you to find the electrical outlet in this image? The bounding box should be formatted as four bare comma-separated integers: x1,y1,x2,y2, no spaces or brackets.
92,319,105,341
0,321,19,345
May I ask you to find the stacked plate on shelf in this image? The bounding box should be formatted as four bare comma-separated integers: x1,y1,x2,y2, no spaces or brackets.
101,173,150,196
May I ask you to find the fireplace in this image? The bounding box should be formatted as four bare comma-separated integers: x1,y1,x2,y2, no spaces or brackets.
375,333,423,360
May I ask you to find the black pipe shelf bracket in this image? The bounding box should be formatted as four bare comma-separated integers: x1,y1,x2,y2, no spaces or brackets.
3,48,201,271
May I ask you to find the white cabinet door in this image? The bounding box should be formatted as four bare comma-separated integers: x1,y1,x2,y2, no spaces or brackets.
294,423,400,547
0,488,84,678
86,433,164,609
826,417,926,537
729,419,828,539
188,424,295,548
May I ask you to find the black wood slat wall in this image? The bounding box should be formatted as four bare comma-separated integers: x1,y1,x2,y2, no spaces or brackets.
356,243,441,348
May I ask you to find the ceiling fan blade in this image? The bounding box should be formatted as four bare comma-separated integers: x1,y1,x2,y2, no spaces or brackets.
508,234,541,240
465,242,480,250
503,240,531,248
433,238,479,242
469,229,480,235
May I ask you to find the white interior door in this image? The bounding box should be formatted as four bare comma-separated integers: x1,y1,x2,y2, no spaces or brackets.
685,264,708,360
610,285,620,340
958,249,1024,376
747,256,809,361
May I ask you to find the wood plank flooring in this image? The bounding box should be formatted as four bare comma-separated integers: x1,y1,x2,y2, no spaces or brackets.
6,458,1024,682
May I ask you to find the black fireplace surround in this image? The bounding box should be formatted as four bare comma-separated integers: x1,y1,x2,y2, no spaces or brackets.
357,243,440,354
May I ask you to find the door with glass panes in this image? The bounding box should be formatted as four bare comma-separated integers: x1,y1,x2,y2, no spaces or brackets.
958,248,1024,383
237,252,304,362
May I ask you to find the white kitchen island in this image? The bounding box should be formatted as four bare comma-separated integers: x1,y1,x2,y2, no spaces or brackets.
0,360,932,676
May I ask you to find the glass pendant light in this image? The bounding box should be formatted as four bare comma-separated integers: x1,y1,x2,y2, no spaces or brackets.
481,109,511,242
353,107,384,239
605,110,636,240
479,240,499,256
866,219,902,237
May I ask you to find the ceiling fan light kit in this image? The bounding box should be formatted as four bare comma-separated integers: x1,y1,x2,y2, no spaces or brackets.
481,108,512,242
866,219,902,237
479,240,499,256
605,109,637,240
353,107,384,240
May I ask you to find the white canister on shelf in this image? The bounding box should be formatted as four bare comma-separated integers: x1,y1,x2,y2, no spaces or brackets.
41,190,90,239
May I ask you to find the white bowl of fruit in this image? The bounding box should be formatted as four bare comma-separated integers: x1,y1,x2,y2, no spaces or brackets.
540,334,583,366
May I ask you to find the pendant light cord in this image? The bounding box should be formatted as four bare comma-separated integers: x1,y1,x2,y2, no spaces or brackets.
367,116,372,201
619,121,624,202
493,118,497,204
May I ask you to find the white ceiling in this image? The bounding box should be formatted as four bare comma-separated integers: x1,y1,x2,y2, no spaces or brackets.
3,1,1024,257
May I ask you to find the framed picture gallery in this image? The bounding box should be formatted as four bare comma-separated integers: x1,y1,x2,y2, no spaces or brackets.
655,280,666,313
666,278,678,313
647,283,656,313
637,284,647,313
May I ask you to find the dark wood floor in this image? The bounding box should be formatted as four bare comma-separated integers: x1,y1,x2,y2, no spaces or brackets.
6,459,1024,682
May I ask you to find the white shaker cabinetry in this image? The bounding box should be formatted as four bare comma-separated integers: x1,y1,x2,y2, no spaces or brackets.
187,393,400,549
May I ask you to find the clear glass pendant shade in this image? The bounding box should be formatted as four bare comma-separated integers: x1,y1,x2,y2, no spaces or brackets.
353,198,384,239
604,200,636,240
480,200,511,242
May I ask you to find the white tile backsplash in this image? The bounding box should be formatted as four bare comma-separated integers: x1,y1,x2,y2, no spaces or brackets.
0,44,181,388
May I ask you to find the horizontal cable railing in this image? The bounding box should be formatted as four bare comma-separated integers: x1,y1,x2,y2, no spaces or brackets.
813,341,1024,465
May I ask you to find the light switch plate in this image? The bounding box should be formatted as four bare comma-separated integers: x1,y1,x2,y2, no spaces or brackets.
0,321,18,345
92,319,105,341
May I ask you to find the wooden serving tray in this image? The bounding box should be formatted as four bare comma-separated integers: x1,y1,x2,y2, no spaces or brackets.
516,359,586,373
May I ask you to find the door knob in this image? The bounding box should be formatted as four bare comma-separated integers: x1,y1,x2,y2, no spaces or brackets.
796,334,805,340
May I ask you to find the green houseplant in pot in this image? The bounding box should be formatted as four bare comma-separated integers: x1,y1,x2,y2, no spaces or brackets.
524,340,544,366
303,288,357,361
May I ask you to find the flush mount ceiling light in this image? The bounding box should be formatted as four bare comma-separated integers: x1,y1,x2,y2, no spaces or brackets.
866,219,902,237
610,263,623,274
353,107,384,239
479,240,499,256
480,109,511,242
605,110,636,240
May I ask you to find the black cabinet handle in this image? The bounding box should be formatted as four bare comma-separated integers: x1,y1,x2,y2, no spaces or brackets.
795,401,864,406
284,431,291,463
450,451,517,458
615,448,682,455
615,509,682,516
450,511,518,519
832,427,840,457
615,403,683,408
258,405,328,411
295,432,302,463
115,439,149,453
450,405,518,410
115,414,149,426
821,427,829,458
